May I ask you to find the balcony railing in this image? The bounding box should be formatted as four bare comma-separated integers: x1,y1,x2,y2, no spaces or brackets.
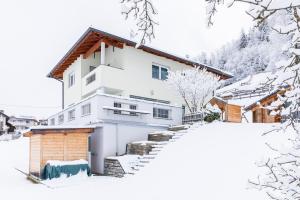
182,112,205,124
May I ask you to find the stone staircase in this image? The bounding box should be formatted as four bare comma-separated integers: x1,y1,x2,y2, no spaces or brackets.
104,125,189,177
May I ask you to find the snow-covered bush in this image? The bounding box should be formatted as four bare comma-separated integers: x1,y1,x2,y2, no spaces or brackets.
166,68,220,114
204,112,220,123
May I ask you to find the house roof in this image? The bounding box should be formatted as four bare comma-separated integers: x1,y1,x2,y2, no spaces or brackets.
9,116,38,122
47,27,233,80
244,86,289,111
216,71,291,109
23,125,95,137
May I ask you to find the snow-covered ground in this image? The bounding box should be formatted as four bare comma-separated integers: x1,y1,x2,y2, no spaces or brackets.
0,122,293,200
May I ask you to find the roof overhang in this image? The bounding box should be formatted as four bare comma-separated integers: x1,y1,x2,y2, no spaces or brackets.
23,126,95,137
47,27,233,80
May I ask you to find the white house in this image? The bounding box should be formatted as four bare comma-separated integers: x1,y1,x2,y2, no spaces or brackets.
0,111,9,135
9,116,38,131
47,27,232,174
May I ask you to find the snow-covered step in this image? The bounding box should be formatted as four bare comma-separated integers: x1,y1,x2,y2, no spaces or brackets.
140,155,156,159
172,136,182,139
150,149,162,152
149,152,159,155
139,160,151,164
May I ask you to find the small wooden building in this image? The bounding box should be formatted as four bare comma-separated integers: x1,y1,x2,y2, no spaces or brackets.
24,127,94,178
245,90,284,123
210,97,242,123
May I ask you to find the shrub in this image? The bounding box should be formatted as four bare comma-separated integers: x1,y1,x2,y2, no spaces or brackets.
204,112,220,123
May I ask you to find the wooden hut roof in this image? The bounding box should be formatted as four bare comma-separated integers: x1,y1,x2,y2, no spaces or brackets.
23,126,95,137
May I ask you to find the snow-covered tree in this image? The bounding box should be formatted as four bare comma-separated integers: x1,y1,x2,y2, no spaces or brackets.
166,68,220,114
200,21,290,83
239,30,248,49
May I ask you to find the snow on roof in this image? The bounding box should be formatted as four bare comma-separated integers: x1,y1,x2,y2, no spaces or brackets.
216,71,290,108
28,125,97,131
217,71,277,94
46,159,88,167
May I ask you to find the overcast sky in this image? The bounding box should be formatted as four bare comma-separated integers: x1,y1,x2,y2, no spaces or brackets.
0,0,252,119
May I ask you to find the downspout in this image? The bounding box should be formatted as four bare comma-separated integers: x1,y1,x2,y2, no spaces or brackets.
57,79,64,110
47,72,64,110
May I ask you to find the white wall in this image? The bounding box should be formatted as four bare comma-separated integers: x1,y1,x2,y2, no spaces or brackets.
63,44,200,108
90,123,166,174
63,56,83,107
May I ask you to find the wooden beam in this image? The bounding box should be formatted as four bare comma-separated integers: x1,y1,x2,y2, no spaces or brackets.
83,40,102,59
102,38,124,49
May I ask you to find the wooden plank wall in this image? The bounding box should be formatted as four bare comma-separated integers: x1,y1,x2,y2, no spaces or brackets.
40,133,89,169
29,135,41,176
225,104,241,123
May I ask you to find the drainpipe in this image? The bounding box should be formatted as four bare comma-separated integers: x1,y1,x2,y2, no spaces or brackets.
47,72,64,110
57,79,64,109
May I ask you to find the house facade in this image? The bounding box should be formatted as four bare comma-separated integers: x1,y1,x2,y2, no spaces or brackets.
0,111,9,135
46,27,232,174
9,116,38,131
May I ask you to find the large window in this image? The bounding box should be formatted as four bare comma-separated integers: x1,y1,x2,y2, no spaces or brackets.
152,64,168,80
81,103,91,116
68,72,75,87
68,109,75,121
58,114,64,124
153,108,170,119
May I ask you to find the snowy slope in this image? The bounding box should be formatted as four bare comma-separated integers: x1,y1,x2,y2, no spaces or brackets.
0,123,292,200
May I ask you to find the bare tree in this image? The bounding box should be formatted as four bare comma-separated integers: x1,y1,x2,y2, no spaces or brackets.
121,0,158,45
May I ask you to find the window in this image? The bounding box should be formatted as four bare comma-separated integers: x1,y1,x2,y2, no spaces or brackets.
114,102,122,114
152,65,160,79
129,105,137,116
81,103,91,116
153,108,170,119
50,118,55,125
89,65,96,72
68,72,75,87
86,74,96,85
152,64,168,80
68,109,75,121
161,67,168,80
58,114,64,124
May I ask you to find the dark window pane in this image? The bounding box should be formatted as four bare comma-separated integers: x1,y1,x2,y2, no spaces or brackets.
161,67,168,80
152,65,159,79
114,102,122,114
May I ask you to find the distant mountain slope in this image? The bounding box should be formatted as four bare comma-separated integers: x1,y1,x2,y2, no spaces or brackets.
195,19,291,83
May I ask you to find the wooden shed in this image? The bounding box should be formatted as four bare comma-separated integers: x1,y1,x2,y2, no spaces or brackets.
24,127,94,178
210,97,242,123
245,91,283,123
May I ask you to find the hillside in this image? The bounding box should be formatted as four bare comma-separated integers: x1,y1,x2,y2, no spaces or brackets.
0,123,293,200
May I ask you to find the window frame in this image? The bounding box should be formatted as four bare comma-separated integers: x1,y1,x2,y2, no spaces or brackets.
81,103,91,116
58,114,64,124
151,63,169,80
113,102,122,115
153,107,171,119
68,72,75,88
68,109,76,121
50,118,55,125
129,104,137,116
86,73,96,85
